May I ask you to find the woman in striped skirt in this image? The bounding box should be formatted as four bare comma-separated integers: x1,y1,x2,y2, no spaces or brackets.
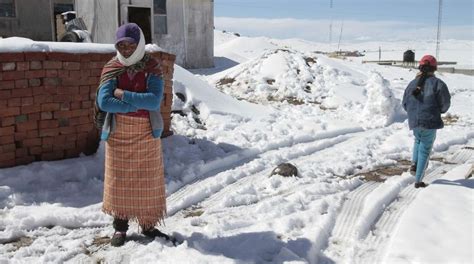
96,23,168,247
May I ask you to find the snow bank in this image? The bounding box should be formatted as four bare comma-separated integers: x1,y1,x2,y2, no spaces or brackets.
384,164,474,263
359,71,403,129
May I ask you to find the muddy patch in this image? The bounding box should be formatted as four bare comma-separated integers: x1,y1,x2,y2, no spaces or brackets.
442,114,459,125
2,236,34,251
357,160,411,182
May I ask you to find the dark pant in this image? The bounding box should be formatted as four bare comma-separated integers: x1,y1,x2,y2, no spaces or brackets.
113,218,129,232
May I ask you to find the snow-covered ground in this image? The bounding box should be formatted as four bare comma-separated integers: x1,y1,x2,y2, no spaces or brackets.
0,32,473,263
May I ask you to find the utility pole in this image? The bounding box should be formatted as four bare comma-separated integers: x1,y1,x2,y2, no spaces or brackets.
436,0,443,60
329,0,333,43
337,20,344,52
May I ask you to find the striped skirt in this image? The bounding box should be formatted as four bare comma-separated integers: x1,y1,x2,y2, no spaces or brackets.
102,114,166,229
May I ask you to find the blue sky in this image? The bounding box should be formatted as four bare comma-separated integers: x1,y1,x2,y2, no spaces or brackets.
214,0,473,41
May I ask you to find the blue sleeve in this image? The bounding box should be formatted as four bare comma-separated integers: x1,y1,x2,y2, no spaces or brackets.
436,80,451,113
97,79,138,113
121,74,164,111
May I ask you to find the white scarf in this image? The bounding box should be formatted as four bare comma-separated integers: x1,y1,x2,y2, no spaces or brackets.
116,28,146,66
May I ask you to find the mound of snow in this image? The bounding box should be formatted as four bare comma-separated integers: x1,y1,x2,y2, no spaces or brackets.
211,49,322,104
359,72,402,129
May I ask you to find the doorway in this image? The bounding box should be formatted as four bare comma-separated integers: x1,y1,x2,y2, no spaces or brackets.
128,7,152,44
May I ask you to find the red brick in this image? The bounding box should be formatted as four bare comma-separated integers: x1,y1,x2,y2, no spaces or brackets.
26,130,38,138
60,126,76,135
0,151,15,161
77,124,93,133
0,99,6,107
16,156,35,165
24,52,46,61
16,120,38,132
28,79,41,87
0,126,15,136
17,62,29,71
41,103,60,112
81,101,92,109
87,77,99,85
80,70,90,78
23,138,42,147
65,149,82,159
0,107,20,117
54,110,73,119
16,148,28,158
15,79,28,88
14,132,26,141
2,62,16,71
39,128,59,137
79,86,90,94
29,146,43,155
60,102,70,110
34,94,53,104
42,145,53,153
73,94,89,101
25,70,45,79
41,151,64,161
3,71,25,81
39,120,59,129
21,97,34,106
31,86,45,96
43,77,60,86
46,70,58,77
90,69,101,77
63,62,81,70
44,86,57,94
58,70,69,78
1,143,15,153
70,70,80,77
61,78,77,86
48,52,81,62
7,98,21,107
54,141,76,151
0,80,15,89
70,101,81,110
0,53,25,62
41,112,53,120
43,61,62,69
58,86,79,95
0,135,14,144
28,113,41,121
100,53,114,61
0,159,16,168
71,109,90,117
89,61,105,69
0,116,14,126
66,134,77,141
0,90,11,97
80,54,92,62
42,137,55,145
11,88,33,98
30,61,42,70
21,105,41,114
53,94,72,102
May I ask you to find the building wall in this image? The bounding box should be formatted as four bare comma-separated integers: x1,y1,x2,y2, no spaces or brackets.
0,50,175,168
0,0,53,41
75,0,118,44
155,0,213,68
0,0,74,41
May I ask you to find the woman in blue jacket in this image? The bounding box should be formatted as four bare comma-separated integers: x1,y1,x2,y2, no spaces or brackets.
402,55,451,188
96,23,169,247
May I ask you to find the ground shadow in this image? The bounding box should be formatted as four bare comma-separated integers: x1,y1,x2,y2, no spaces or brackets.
431,178,474,189
184,231,312,263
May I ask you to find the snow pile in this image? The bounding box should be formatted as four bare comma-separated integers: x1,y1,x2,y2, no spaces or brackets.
384,164,474,263
212,49,320,104
359,71,402,129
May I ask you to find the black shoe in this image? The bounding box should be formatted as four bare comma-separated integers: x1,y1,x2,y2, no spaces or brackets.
111,231,126,247
142,228,177,245
414,182,427,188
409,164,416,175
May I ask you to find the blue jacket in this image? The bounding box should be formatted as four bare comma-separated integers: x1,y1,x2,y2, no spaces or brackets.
402,75,451,130
96,73,164,140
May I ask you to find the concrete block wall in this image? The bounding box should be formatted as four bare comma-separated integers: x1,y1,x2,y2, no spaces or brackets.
0,51,175,168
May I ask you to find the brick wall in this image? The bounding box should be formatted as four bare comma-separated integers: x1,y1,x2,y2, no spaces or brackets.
0,51,175,168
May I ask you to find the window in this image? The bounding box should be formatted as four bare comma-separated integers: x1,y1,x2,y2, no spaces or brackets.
0,0,15,18
153,0,167,34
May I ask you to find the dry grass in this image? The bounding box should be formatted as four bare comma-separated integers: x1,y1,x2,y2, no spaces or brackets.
217,77,235,86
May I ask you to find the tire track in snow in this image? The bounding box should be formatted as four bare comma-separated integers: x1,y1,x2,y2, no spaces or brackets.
320,181,381,263
355,147,474,264
167,132,358,215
